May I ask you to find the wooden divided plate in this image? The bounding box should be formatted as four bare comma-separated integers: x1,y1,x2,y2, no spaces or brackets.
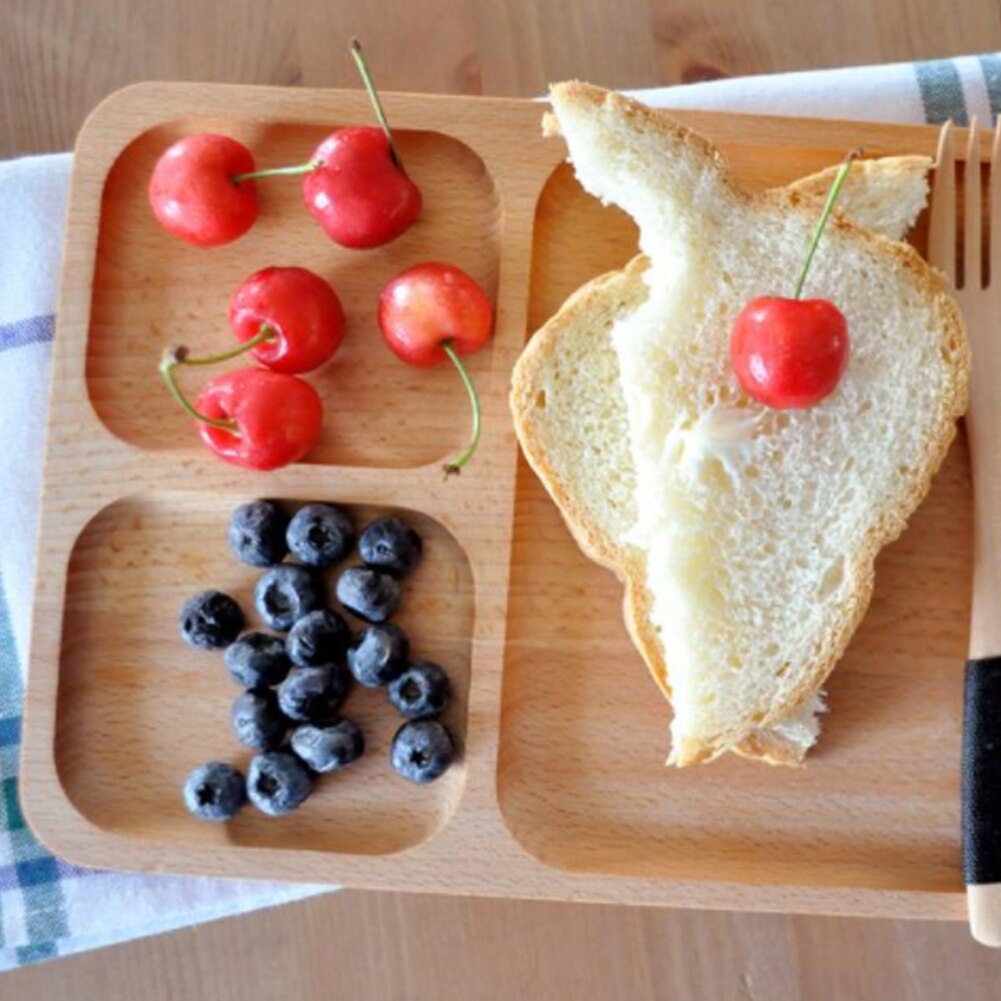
21,82,977,919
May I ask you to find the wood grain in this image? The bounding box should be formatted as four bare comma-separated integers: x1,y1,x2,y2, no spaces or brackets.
650,0,1001,83
89,119,501,467
5,0,1001,995
21,83,979,919
931,113,1001,946
58,497,472,854
6,890,1001,1000
21,85,548,898
4,0,1001,156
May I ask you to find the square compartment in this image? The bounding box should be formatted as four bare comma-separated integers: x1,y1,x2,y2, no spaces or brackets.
56,493,472,856
87,120,501,468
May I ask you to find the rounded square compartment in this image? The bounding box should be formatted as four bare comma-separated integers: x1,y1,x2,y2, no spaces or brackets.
87,120,501,467
56,492,472,856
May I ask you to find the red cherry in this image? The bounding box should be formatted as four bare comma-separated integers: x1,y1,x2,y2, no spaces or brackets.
378,263,493,366
378,263,493,475
229,267,346,375
303,128,421,249
729,150,859,410
730,297,849,410
193,368,323,470
149,134,258,248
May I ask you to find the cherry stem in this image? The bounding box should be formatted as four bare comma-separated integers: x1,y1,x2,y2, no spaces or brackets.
159,350,238,433
156,325,276,434
441,341,482,478
350,38,402,168
793,147,863,300
231,161,321,184
173,323,277,366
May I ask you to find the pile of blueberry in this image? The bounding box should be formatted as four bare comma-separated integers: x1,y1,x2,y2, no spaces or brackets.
180,499,457,823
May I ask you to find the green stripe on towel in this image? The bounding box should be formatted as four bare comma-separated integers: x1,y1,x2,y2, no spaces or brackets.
915,59,969,124
0,568,70,956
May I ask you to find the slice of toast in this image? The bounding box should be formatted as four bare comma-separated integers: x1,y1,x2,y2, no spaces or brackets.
514,83,969,766
512,156,933,765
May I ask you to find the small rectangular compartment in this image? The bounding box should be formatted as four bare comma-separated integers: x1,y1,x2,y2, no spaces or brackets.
56,493,472,855
88,120,501,468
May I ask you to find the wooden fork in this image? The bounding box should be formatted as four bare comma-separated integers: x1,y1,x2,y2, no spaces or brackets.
929,117,1001,946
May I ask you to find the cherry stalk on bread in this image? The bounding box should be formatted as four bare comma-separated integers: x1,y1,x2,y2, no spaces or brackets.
147,40,419,250
378,263,494,476
730,151,857,410
158,342,323,471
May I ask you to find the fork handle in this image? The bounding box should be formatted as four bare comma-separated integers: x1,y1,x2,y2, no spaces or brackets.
963,657,1001,945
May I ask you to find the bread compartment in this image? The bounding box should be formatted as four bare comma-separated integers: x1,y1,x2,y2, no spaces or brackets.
87,119,501,468
55,491,472,856
501,139,970,892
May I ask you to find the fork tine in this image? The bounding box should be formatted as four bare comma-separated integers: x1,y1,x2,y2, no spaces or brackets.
991,118,1001,287
929,121,957,285
966,119,982,291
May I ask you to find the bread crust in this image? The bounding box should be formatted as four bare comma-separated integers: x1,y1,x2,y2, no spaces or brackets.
511,260,815,764
512,84,970,766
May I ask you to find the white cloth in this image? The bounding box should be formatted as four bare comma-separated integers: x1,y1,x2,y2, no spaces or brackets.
0,154,69,672
632,53,998,124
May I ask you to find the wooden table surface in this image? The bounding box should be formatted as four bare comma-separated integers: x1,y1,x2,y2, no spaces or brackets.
4,0,1001,997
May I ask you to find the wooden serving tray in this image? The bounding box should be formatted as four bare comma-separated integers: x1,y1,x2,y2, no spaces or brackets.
22,82,977,919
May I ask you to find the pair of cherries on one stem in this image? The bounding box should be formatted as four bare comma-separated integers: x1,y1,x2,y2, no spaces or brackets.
161,263,492,473
159,266,344,471
148,41,420,251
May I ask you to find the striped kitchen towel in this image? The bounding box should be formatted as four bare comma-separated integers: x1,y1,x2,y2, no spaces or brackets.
1,53,997,969
634,52,1001,124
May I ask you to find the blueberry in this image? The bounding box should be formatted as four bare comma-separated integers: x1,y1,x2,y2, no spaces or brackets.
228,499,289,567
183,761,246,821
336,566,401,623
286,503,355,568
388,661,450,719
390,720,455,784
179,590,244,650
287,609,350,668
291,720,364,773
358,516,423,577
231,689,288,751
254,565,321,631
277,666,350,722
246,751,313,816
224,632,290,688
347,623,409,688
